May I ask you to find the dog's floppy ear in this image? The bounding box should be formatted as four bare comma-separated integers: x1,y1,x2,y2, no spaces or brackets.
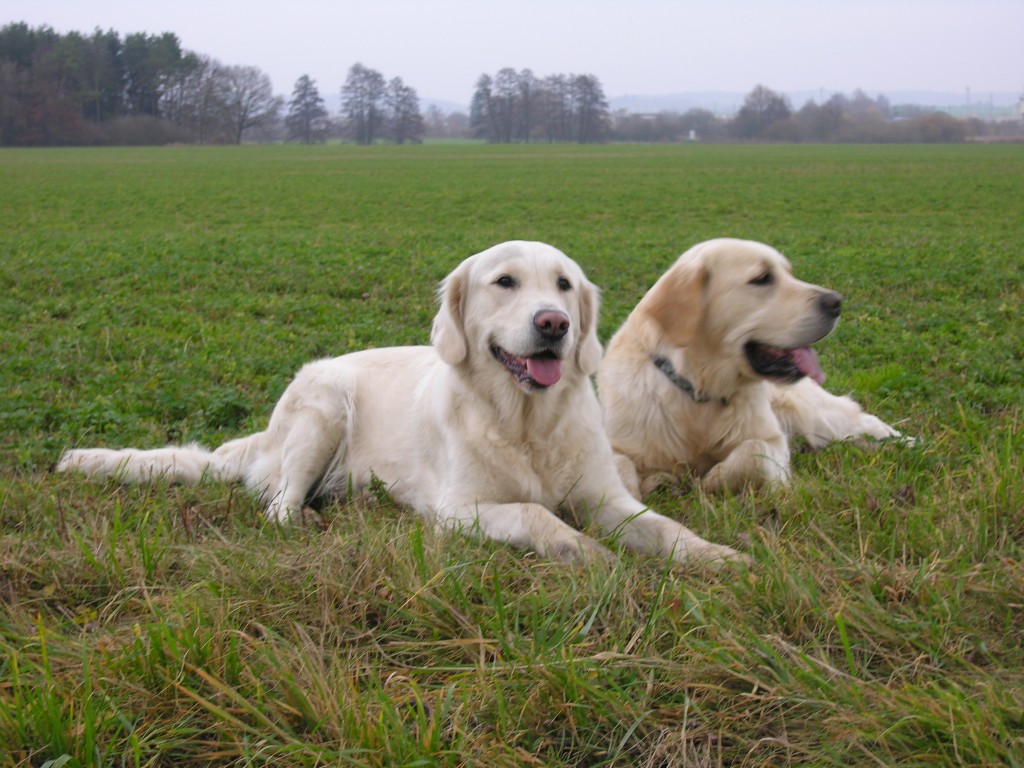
575,276,604,376
638,255,706,348
431,261,469,365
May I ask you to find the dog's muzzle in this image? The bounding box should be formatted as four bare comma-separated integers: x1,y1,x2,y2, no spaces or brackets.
492,346,563,388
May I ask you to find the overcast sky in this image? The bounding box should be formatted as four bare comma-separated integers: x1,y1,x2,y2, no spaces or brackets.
10,1,1022,106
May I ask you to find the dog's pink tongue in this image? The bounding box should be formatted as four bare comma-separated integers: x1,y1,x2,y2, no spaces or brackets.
792,347,825,385
527,357,562,386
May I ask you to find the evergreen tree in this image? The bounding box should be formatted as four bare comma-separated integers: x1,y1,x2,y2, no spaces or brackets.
286,74,327,144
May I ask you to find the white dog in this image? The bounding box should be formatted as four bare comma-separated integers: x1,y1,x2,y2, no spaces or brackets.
58,241,743,566
598,238,907,498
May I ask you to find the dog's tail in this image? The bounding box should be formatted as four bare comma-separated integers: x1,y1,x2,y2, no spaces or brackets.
55,433,262,486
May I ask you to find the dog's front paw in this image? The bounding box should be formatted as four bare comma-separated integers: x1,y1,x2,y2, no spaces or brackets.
700,543,753,569
885,430,918,448
674,541,752,571
852,415,918,449
290,506,327,529
639,470,686,498
264,498,325,528
546,532,616,565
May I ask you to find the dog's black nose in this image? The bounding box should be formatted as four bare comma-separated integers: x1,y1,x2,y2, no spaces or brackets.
820,291,842,318
534,310,570,340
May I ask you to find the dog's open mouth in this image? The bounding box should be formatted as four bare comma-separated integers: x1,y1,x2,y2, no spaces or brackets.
745,342,826,384
492,346,562,388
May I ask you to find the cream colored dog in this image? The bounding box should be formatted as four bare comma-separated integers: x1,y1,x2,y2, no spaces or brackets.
58,241,743,566
598,238,906,498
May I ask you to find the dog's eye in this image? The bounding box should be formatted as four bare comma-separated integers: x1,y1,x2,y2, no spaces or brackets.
749,271,774,286
495,275,516,289
557,277,572,292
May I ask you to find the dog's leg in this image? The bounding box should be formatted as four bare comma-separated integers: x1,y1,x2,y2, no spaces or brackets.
258,411,344,523
438,502,613,564
772,379,910,449
612,452,644,499
613,451,686,499
701,438,790,493
583,492,748,567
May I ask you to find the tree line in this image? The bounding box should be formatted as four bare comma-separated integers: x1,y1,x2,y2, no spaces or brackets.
469,68,609,143
0,23,427,146
613,84,990,144
2,21,1012,147
0,23,282,145
0,22,615,147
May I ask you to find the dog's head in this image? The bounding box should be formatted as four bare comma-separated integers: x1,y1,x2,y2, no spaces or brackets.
638,238,841,385
431,241,603,392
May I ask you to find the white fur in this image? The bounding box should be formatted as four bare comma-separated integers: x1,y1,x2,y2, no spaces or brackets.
58,241,743,566
598,238,909,498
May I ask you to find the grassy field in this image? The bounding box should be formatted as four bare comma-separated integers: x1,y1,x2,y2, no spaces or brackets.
1,143,1022,766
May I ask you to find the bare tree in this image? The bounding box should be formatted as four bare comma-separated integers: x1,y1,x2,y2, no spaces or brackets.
161,53,228,142
470,73,496,140
572,74,609,143
423,103,447,137
286,74,327,144
341,63,386,144
796,96,844,141
734,84,791,139
539,74,572,142
472,69,610,144
470,68,524,142
385,76,424,144
492,67,519,142
220,65,281,144
516,68,537,142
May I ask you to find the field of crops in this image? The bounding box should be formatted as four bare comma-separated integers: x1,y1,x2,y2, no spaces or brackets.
1,143,1022,766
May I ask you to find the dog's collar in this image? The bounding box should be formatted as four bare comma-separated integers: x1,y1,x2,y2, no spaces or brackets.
651,355,726,405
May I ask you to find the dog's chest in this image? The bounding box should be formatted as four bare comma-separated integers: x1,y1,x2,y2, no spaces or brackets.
674,388,776,462
653,394,728,461
471,422,584,505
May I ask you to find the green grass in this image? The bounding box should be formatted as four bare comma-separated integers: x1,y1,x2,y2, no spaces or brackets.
1,143,1022,766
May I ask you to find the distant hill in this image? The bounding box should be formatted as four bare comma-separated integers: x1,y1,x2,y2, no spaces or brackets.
323,94,468,115
610,91,747,115
420,98,469,115
325,90,1019,118
609,90,1021,116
